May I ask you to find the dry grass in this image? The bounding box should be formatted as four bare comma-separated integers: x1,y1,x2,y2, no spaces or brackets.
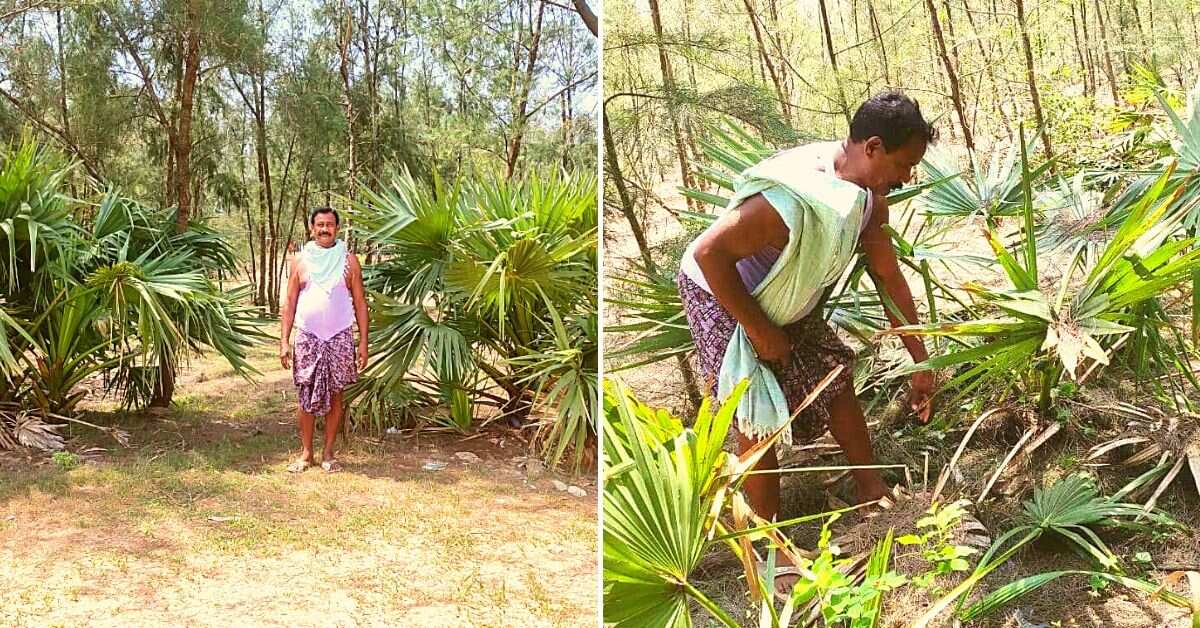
0,326,596,627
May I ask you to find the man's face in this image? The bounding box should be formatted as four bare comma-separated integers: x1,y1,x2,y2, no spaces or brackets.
862,135,927,193
310,212,339,247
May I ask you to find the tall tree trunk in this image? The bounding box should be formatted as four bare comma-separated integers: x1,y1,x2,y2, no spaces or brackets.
570,0,597,36
338,1,357,200
1079,0,1097,97
174,0,200,232
257,223,268,306
603,110,655,272
1126,0,1145,55
1015,0,1053,162
1069,5,1090,98
270,135,297,314
816,0,852,127
55,9,71,143
941,0,961,71
1103,0,1129,81
648,0,698,205
740,0,790,125
1093,0,1120,102
961,0,1013,139
924,0,975,158
149,0,200,407
603,110,702,410
866,0,890,84
504,0,546,179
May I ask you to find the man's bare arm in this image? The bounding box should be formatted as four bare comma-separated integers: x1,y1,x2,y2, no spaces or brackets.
860,205,927,361
693,193,791,363
347,254,369,370
279,261,302,369
859,198,934,421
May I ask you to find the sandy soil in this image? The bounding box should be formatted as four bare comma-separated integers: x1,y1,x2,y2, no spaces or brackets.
0,332,597,627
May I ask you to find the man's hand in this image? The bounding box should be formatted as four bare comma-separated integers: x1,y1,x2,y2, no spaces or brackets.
280,344,292,370
357,343,368,371
908,370,935,423
747,323,790,365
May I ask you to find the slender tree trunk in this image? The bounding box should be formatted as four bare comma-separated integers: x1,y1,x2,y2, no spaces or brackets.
338,1,357,199
647,0,698,207
961,0,1013,140
941,0,961,71
924,0,975,158
603,110,654,272
1126,0,1145,54
1103,0,1129,80
174,0,200,232
570,0,597,36
150,0,200,407
866,0,890,84
816,0,851,127
603,110,701,410
244,201,258,297
1069,5,1089,98
740,0,790,124
257,223,268,306
1079,0,1097,96
1015,0,1053,162
504,0,546,179
55,9,71,143
1093,0,1120,102
1191,11,1200,50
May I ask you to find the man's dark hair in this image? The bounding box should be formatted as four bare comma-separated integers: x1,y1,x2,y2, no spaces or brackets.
309,206,339,227
849,91,938,151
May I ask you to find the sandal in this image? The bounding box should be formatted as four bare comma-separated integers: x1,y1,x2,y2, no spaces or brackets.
321,459,343,473
756,559,803,603
287,459,314,473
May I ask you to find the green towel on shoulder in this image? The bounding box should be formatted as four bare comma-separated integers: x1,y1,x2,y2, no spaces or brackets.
716,147,867,441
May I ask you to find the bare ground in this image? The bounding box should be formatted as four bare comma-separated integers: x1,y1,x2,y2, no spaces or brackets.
0,330,597,627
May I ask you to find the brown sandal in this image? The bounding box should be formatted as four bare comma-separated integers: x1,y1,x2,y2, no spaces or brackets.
321,459,342,473
287,459,314,473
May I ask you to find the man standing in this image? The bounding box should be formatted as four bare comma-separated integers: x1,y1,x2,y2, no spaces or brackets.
678,90,935,526
280,207,369,473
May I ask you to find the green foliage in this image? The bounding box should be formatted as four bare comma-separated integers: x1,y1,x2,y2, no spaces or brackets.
894,136,1200,415
914,473,1182,624
51,450,81,470
918,133,1051,221
895,501,977,591
0,137,268,425
602,378,743,627
788,516,906,626
348,167,598,469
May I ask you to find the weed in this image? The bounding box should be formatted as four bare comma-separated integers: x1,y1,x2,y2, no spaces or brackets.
896,501,978,592
51,451,81,471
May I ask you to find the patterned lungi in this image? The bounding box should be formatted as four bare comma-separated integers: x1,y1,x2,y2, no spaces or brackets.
677,272,855,442
293,327,358,416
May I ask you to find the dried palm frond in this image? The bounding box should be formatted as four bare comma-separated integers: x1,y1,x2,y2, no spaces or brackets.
0,409,65,452
0,401,130,452
1087,414,1200,507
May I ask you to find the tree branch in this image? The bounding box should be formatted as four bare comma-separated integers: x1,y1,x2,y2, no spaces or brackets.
524,71,597,119
0,84,104,180
0,0,61,22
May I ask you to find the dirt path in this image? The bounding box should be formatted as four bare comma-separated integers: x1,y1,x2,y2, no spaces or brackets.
0,338,597,627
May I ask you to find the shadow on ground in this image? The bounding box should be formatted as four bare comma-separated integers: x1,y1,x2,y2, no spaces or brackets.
0,351,596,628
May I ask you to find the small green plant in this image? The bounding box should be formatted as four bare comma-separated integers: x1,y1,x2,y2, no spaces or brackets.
786,515,907,626
913,473,1185,625
896,501,977,591
51,451,80,470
